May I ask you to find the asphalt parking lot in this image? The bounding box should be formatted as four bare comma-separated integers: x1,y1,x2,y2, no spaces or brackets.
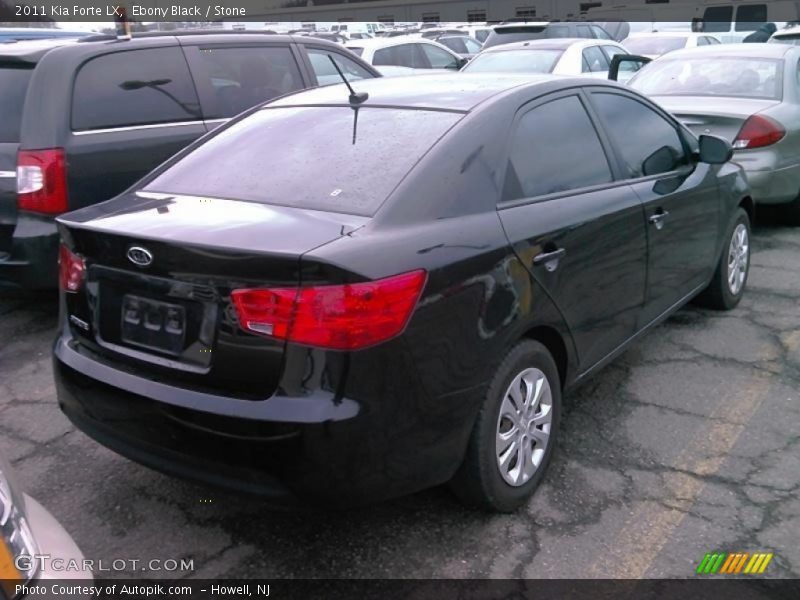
1,211,798,580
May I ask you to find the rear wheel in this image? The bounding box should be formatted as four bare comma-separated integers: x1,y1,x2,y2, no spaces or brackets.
695,208,750,310
449,340,560,512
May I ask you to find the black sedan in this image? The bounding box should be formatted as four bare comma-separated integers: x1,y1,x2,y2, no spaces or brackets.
53,74,752,512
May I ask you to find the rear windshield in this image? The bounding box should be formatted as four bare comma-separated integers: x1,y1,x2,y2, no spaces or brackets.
0,66,33,142
144,106,462,216
623,36,687,55
463,49,563,74
630,57,782,100
483,26,559,49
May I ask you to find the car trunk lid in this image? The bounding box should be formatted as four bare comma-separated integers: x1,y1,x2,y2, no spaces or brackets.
652,95,781,142
58,191,367,399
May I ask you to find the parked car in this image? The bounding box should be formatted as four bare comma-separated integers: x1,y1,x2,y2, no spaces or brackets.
0,452,89,587
456,24,494,44
623,32,721,58
0,32,379,289
629,44,800,223
769,25,800,44
306,31,348,44
463,39,642,82
482,21,614,50
345,37,465,71
54,74,751,512
695,1,799,43
420,28,463,39
435,34,483,60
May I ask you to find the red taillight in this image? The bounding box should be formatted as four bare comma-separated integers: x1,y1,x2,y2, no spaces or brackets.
733,115,785,150
231,270,427,351
17,149,68,214
59,244,85,293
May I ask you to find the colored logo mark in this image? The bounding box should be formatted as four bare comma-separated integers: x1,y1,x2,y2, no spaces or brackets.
696,552,773,575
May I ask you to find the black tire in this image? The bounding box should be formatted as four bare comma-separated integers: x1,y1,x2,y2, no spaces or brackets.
694,207,751,310
449,340,561,512
784,195,800,226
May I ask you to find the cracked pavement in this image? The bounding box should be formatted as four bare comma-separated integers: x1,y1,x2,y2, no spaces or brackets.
0,213,798,580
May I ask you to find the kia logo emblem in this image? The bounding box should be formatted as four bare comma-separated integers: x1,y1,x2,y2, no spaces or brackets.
127,246,153,267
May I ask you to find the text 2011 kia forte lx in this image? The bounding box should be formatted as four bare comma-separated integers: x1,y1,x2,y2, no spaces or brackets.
53,75,753,512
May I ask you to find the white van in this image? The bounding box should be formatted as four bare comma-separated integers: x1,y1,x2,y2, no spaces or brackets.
694,1,797,42
330,22,386,37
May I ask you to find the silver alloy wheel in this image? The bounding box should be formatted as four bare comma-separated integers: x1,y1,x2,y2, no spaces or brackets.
495,367,553,487
727,223,749,296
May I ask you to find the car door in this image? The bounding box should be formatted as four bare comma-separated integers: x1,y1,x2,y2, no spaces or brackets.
183,43,307,130
586,89,722,327
497,90,648,371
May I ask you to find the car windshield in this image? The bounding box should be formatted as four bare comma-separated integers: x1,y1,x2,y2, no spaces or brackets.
630,57,782,100
463,49,563,74
144,106,462,217
346,47,364,56
623,36,687,55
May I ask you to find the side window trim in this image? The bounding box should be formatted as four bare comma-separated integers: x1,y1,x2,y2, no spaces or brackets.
583,87,694,183
497,88,624,209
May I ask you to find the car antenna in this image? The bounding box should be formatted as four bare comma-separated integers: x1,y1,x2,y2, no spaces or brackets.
327,55,369,105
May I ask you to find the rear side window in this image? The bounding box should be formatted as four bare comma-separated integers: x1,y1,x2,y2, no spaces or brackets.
72,48,200,131
502,95,612,201
591,92,687,178
0,66,32,142
373,44,426,68
307,48,373,85
144,107,461,216
582,46,610,72
193,46,304,118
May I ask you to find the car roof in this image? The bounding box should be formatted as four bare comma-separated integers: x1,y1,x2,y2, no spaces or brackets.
268,73,602,112
0,37,77,61
655,43,795,59
345,36,437,49
626,32,696,38
481,38,606,53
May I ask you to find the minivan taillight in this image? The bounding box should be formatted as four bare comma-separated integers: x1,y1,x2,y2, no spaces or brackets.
231,270,427,351
733,115,785,150
59,244,85,293
17,149,68,214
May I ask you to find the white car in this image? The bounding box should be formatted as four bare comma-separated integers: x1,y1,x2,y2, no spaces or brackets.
457,24,494,44
769,25,800,45
1,453,90,588
462,38,642,82
623,32,722,58
345,37,465,75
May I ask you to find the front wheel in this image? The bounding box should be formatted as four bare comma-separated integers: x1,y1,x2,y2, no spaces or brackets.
695,207,751,310
449,340,561,512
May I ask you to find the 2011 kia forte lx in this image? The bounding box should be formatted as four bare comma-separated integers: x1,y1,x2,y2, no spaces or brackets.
53,74,753,512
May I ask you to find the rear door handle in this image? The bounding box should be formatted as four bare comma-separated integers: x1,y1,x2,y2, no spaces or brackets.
649,210,670,230
532,247,566,272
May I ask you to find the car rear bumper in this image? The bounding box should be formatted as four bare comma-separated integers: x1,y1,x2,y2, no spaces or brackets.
0,214,59,289
734,151,800,205
54,330,480,507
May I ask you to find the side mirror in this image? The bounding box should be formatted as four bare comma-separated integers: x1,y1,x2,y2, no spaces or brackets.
698,134,733,164
608,54,652,81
